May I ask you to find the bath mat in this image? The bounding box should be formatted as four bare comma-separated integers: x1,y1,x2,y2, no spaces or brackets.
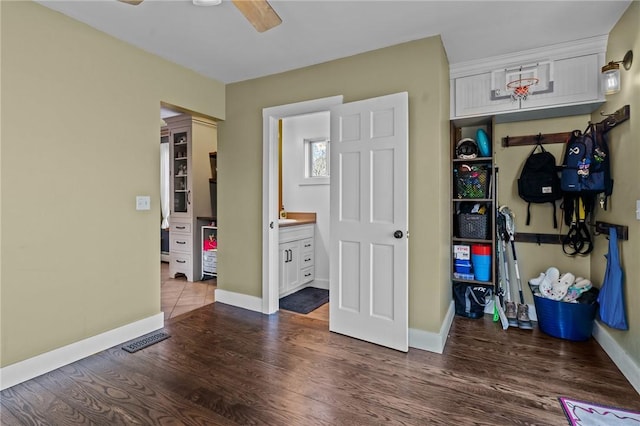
280,287,328,314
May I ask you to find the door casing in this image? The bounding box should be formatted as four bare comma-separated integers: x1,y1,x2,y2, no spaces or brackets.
261,96,344,314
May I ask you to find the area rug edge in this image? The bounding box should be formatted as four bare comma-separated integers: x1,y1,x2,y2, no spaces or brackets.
559,396,640,425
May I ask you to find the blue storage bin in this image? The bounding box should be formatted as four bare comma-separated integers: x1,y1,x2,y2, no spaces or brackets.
455,259,472,274
533,294,597,341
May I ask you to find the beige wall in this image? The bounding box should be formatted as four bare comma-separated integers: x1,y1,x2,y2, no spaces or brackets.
218,37,452,333
591,1,639,364
0,1,224,366
494,115,592,301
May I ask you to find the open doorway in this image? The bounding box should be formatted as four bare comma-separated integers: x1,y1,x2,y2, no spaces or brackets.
261,96,343,316
160,104,217,320
278,111,331,320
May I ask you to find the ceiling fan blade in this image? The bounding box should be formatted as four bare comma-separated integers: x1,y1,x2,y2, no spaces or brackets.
118,0,144,5
232,0,282,33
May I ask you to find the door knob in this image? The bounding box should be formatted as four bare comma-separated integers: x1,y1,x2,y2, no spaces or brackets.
394,230,403,239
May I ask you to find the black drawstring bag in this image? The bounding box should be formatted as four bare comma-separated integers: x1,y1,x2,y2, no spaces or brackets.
453,282,492,319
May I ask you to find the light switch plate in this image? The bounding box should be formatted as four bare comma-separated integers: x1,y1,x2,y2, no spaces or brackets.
636,200,640,220
136,195,151,211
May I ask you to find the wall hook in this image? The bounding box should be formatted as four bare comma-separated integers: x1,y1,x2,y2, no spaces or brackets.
535,133,543,144
596,105,630,133
600,110,618,127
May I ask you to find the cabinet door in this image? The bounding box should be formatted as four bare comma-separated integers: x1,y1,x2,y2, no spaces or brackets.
454,72,519,118
521,54,601,110
279,241,300,294
170,125,192,219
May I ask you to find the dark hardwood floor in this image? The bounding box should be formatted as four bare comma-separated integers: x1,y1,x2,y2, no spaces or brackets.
2,302,639,425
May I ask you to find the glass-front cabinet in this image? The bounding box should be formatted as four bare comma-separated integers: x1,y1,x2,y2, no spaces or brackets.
164,113,217,282
170,127,192,218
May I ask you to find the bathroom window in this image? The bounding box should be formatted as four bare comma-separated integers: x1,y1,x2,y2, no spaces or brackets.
303,137,329,185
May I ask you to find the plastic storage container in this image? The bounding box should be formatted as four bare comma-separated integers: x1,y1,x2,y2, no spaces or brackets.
457,213,489,239
471,244,491,281
533,295,597,341
454,166,490,199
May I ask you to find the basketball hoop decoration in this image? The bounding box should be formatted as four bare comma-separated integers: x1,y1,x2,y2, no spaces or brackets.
506,77,539,101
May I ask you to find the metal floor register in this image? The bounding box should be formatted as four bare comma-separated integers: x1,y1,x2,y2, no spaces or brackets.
122,331,171,353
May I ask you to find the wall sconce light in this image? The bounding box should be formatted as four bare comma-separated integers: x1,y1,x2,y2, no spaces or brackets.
602,50,633,95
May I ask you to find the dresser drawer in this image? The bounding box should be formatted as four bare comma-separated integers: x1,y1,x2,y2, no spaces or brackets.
170,253,192,274
171,221,191,233
170,235,192,253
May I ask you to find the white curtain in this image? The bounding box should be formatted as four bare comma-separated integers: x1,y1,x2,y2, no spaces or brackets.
160,142,170,229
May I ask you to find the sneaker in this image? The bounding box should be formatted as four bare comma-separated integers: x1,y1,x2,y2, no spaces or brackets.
517,303,533,330
505,301,518,327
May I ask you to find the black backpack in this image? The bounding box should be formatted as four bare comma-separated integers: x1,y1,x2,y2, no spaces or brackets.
517,143,562,228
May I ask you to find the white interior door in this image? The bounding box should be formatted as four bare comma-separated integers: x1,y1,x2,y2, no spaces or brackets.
329,92,408,352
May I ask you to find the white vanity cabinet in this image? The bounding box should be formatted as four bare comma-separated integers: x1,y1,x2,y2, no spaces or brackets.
279,224,315,296
450,37,606,122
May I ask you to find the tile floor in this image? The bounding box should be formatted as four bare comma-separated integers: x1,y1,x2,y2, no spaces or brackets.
161,262,216,320
161,261,328,321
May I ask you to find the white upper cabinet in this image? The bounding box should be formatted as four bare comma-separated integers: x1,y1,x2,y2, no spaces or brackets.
454,71,520,117
450,36,607,123
522,54,601,109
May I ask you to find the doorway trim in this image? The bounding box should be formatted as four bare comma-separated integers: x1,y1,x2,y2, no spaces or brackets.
261,95,344,314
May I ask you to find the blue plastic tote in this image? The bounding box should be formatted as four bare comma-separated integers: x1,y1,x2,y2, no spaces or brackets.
597,227,628,330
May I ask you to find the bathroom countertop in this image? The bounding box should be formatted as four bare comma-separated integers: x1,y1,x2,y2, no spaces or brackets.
279,212,316,228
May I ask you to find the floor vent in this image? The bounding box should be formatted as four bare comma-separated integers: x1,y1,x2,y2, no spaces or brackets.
122,331,170,353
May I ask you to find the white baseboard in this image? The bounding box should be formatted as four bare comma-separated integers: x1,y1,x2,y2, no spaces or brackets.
215,289,263,313
217,287,456,355
0,313,164,391
409,301,455,354
310,278,329,290
592,320,640,395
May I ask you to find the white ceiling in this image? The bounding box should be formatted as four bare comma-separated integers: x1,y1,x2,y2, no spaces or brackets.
37,0,632,84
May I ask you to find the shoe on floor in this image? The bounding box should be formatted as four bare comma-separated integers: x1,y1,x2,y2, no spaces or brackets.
505,301,518,327
517,303,533,330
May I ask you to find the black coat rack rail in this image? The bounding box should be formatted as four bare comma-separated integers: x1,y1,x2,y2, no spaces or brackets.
513,232,564,245
513,221,629,245
594,221,629,240
501,105,630,147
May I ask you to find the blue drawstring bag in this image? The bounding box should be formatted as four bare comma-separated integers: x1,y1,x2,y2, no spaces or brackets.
597,227,628,330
